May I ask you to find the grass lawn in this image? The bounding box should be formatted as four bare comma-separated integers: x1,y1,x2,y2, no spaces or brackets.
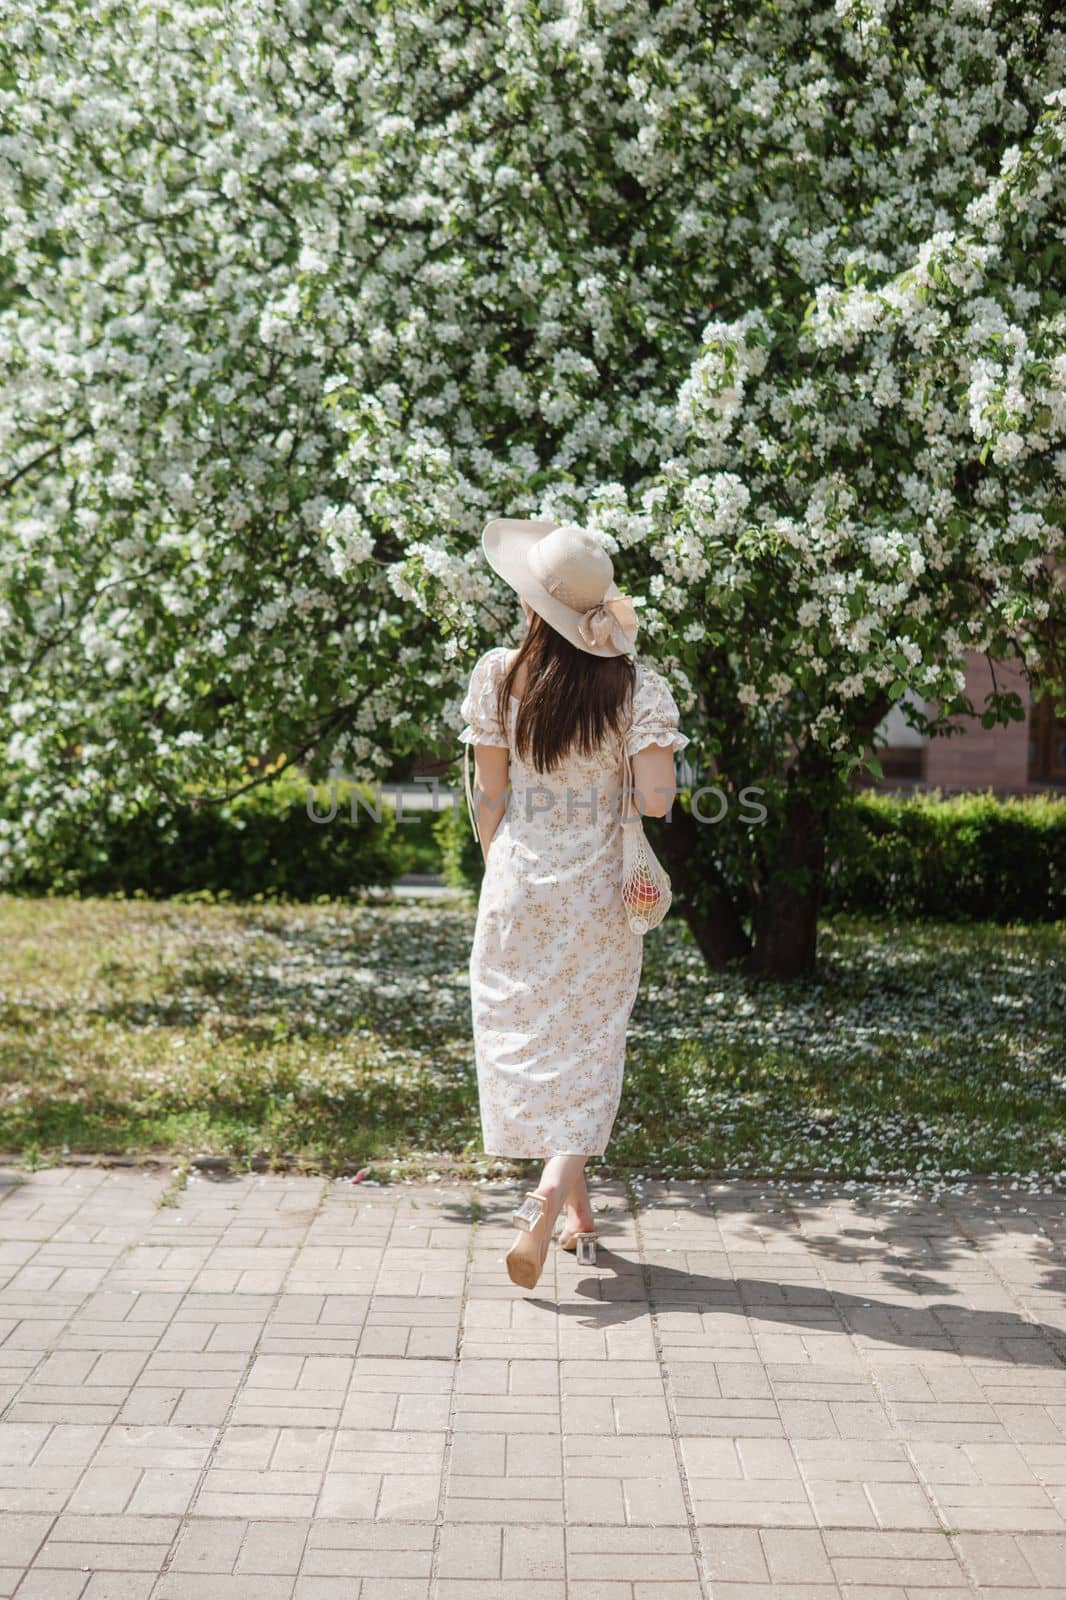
2,893,1063,1185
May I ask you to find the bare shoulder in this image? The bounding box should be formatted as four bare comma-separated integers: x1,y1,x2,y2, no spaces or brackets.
502,647,529,698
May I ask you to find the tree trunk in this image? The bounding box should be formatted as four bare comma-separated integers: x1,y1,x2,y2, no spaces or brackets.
661,691,891,981
743,772,828,980
654,803,751,969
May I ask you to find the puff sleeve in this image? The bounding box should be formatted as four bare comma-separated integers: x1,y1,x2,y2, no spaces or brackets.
624,664,691,758
458,648,510,748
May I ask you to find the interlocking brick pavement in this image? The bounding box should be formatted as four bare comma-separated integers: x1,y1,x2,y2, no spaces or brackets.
1,1167,1064,1597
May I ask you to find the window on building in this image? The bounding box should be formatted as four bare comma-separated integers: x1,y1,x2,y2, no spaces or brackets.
871,691,928,784
878,746,925,780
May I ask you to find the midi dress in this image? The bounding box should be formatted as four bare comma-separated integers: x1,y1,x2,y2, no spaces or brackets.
458,645,690,1158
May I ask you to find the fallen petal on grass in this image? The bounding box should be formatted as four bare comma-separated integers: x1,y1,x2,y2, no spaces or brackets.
0,895,1062,1185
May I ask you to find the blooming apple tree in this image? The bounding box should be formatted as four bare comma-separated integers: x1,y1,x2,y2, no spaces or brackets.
1,0,1063,975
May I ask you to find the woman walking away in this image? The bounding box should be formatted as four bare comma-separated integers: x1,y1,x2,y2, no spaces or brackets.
458,519,690,1292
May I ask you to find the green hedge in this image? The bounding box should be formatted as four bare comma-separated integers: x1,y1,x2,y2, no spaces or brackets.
433,790,485,890
823,788,1066,922
437,783,1066,923
7,767,1064,921
4,773,416,900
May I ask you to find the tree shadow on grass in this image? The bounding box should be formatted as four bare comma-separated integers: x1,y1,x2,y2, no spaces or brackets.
74,906,475,1046
0,1077,478,1164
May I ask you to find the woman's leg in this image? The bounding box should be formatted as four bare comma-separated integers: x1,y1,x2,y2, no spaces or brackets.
562,1167,595,1234
508,1152,589,1273
537,1152,587,1232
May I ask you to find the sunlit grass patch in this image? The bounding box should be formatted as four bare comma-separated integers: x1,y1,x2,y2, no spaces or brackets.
2,895,1063,1183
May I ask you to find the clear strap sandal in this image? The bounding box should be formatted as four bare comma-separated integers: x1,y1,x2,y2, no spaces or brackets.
511,1190,547,1232
558,1226,598,1264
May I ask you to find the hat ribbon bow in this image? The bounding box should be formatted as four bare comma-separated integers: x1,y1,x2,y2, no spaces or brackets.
577,593,639,653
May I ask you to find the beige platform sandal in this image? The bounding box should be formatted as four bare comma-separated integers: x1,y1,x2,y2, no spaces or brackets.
506,1191,553,1290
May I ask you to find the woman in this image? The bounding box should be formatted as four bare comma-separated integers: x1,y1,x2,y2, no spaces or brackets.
458,518,690,1291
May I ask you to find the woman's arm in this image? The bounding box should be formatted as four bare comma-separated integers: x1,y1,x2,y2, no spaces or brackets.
472,744,510,861
630,743,678,818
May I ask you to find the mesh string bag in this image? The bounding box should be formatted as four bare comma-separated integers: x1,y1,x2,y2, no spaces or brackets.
620,738,672,935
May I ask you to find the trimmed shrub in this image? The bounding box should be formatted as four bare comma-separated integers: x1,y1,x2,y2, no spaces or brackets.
823,789,1066,922
433,789,484,891
9,767,1064,922
4,772,412,900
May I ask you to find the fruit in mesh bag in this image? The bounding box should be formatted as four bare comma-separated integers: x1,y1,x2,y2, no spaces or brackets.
623,867,661,916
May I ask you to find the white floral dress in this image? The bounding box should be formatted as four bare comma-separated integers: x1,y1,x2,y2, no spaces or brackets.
458,645,690,1158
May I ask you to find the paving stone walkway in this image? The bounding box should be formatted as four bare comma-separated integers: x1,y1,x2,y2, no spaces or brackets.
1,1167,1064,1599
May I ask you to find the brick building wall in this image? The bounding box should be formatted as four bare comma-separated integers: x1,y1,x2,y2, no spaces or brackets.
923,652,1034,794
874,649,1065,796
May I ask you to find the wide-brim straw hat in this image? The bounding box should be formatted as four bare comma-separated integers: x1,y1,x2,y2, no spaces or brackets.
481,518,639,658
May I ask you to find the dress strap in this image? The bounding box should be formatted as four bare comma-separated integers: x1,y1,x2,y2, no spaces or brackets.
463,739,480,844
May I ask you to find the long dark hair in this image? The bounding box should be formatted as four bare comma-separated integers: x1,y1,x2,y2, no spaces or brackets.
496,609,636,775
